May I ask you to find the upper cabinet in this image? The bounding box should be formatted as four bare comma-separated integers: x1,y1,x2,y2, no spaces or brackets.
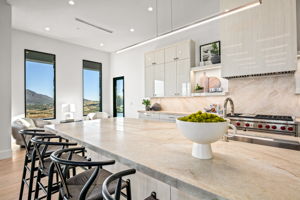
145,49,165,66
145,40,195,98
220,0,297,78
165,41,195,63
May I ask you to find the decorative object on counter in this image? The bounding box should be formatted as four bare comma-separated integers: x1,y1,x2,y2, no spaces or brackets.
204,104,221,114
200,41,221,65
151,103,161,111
208,77,221,89
176,111,236,159
209,87,223,93
200,72,209,92
142,99,151,111
194,84,204,93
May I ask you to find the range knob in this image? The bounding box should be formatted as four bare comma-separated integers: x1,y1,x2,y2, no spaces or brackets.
272,126,277,129
258,124,263,128
288,127,294,131
236,122,241,126
245,123,250,127
280,126,286,131
265,125,270,129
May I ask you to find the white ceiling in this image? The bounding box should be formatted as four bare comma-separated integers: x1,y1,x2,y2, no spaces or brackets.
7,0,252,52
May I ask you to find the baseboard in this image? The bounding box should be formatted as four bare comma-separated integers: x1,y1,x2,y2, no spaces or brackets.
0,149,12,160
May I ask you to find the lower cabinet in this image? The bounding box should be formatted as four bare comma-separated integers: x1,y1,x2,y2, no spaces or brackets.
86,147,221,200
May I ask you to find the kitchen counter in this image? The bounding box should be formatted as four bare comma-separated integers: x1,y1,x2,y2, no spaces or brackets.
137,110,192,115
46,118,300,200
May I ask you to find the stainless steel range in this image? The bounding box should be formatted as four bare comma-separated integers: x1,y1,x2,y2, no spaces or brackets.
227,113,298,137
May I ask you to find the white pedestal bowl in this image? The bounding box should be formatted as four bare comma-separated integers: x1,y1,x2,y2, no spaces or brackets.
176,119,235,159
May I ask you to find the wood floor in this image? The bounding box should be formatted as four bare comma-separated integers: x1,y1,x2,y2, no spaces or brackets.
0,144,58,200
0,144,27,200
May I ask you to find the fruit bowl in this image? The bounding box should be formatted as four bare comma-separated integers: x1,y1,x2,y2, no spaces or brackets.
176,112,236,159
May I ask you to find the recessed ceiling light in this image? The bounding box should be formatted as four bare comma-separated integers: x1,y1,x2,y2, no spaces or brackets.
100,43,104,47
148,7,153,11
44,27,50,31
130,28,135,32
68,0,75,5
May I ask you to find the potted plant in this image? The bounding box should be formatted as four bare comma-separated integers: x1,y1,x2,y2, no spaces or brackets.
142,99,151,111
210,42,220,64
194,84,204,93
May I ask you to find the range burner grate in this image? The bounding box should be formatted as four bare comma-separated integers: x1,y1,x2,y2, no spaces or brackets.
255,115,294,121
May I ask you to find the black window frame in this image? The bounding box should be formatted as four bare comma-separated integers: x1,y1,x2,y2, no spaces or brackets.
24,49,56,120
82,60,102,116
113,76,125,117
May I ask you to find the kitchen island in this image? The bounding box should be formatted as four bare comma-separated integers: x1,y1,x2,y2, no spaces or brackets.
46,118,300,200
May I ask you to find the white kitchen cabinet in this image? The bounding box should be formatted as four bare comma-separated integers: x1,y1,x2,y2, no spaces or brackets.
154,49,165,64
145,66,154,97
164,62,177,96
165,45,177,63
145,52,155,67
220,0,297,78
145,49,165,66
176,59,191,96
164,40,195,63
153,64,165,97
145,40,195,97
138,112,186,122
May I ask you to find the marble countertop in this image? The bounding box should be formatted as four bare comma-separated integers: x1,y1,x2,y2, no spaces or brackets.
46,118,300,200
138,110,192,115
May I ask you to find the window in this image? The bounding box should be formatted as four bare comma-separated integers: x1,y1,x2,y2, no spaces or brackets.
25,50,56,119
113,76,124,117
83,60,102,116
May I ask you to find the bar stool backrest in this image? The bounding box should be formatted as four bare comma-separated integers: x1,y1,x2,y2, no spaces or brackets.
102,169,136,200
50,148,116,200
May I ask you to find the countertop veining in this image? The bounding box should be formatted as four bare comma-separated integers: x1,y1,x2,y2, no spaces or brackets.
46,118,300,200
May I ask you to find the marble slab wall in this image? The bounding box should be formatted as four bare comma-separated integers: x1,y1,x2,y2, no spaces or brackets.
151,74,300,117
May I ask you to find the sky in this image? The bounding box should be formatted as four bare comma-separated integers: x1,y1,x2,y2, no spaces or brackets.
26,61,54,97
26,61,101,101
83,69,100,101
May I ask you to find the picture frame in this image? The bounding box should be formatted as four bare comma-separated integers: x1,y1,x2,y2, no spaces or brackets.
200,41,221,65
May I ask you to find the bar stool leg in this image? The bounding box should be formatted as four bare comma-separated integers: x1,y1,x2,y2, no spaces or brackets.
27,151,36,200
34,169,42,199
126,179,132,200
46,164,55,200
19,155,29,200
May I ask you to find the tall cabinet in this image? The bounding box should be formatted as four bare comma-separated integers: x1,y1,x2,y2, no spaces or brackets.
145,40,195,97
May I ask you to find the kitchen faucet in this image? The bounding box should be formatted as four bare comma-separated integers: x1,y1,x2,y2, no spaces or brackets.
223,97,234,117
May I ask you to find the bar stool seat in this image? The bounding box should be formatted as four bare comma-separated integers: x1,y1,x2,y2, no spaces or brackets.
65,168,127,200
41,153,89,176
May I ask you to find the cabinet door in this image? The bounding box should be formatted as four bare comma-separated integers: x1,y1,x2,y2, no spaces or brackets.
165,45,177,63
153,64,165,97
145,52,155,66
164,62,177,96
155,49,165,65
221,0,297,77
145,66,154,97
176,59,191,96
176,41,190,60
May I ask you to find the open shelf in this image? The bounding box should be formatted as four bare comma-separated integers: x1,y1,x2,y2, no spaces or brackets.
191,64,221,72
191,92,227,97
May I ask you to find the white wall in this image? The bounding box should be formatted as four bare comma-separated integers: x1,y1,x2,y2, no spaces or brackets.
110,22,219,118
12,29,111,121
0,0,12,159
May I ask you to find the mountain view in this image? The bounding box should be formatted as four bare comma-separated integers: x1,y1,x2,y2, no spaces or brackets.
26,89,54,119
83,99,100,116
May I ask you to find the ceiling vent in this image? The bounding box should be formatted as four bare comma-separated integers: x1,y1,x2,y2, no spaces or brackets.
75,18,113,34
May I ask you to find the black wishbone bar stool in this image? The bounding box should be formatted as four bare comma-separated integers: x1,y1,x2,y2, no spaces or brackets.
102,169,159,200
31,135,88,200
51,148,131,200
18,129,57,200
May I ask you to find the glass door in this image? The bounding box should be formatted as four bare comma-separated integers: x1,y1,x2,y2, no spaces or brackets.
113,76,124,117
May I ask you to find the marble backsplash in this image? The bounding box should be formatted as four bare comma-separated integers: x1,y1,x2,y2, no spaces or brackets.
151,74,300,117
